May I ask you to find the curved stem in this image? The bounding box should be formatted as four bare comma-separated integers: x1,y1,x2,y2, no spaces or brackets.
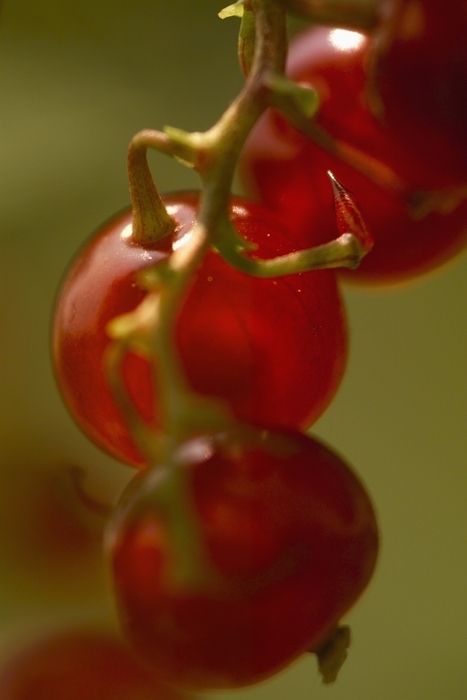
127,131,177,246
277,104,407,196
195,0,287,230
238,4,256,77
104,339,166,465
136,0,289,441
217,170,372,277
110,0,290,451
148,223,235,440
217,231,368,276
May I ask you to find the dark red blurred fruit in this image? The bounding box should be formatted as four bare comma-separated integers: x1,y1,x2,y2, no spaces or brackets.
368,0,467,150
107,426,379,689
0,628,188,700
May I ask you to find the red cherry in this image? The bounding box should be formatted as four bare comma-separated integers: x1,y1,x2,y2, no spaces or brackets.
0,628,188,700
52,191,348,467
240,26,467,284
107,427,379,689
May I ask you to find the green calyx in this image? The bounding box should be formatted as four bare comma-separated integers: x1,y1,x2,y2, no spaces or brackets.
267,73,320,119
218,1,245,20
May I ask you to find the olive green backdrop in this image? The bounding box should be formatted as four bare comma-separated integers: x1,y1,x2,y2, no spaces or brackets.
0,1,466,698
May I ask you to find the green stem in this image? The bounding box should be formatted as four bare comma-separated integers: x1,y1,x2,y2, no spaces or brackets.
238,4,256,77
147,221,234,440
153,458,218,590
112,0,378,449
127,130,177,246
104,338,166,464
133,0,289,441
196,0,287,224
276,103,407,197
217,231,368,276
111,449,219,590
108,0,291,449
103,0,303,588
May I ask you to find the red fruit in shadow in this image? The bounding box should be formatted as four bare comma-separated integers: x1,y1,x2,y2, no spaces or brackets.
107,427,379,689
368,0,467,151
0,628,188,700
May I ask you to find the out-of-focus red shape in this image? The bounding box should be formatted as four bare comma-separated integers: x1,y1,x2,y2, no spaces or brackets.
0,628,190,700
0,461,103,567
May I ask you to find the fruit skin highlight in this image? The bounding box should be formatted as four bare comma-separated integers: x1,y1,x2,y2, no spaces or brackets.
52,191,348,467
107,426,379,690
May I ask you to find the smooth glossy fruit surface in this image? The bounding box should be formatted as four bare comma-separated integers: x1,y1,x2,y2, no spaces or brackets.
52,192,347,467
0,628,187,700
107,427,379,689
240,26,467,284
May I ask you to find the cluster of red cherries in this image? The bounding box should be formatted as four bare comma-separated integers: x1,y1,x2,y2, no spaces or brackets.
3,0,466,697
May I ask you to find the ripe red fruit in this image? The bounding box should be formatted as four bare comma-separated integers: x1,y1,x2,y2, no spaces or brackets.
107,426,379,690
0,628,187,700
52,191,348,467
240,26,467,284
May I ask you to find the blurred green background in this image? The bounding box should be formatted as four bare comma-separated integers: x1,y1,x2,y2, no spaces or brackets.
0,1,466,698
